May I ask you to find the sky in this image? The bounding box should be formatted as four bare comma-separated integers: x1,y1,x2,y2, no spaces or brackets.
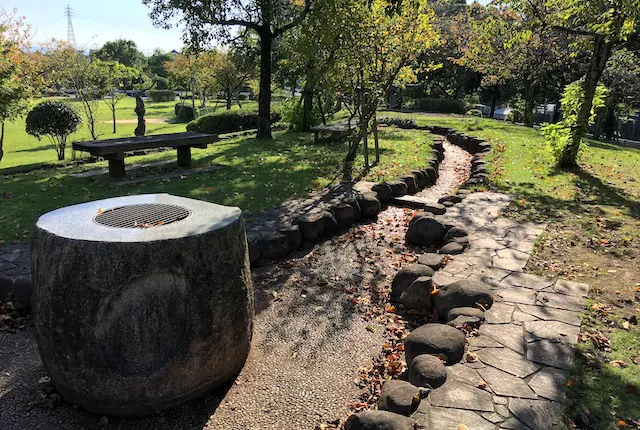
6,0,488,56
5,0,185,55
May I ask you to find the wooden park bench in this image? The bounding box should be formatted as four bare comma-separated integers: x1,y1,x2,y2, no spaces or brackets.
310,121,357,144
73,132,219,178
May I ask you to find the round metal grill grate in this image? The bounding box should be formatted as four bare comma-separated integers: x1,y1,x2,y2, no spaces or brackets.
94,204,191,229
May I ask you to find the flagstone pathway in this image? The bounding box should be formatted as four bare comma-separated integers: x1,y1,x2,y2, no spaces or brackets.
411,191,589,430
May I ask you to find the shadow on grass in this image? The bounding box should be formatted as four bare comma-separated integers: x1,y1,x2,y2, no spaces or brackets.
494,164,640,223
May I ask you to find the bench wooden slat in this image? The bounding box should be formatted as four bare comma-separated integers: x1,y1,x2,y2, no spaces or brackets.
72,132,218,156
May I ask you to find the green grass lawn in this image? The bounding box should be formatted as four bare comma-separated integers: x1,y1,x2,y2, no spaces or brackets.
0,97,262,170
0,126,434,244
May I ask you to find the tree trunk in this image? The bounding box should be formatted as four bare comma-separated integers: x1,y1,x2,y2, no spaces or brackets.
523,82,535,127
0,121,4,162
373,112,380,164
226,95,232,110
553,94,562,123
301,67,315,132
602,105,616,140
112,108,117,133
490,87,498,119
237,95,242,109
257,32,273,139
560,36,613,168
317,93,326,125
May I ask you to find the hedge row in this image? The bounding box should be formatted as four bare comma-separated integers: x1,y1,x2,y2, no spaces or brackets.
186,110,282,135
148,90,176,102
414,98,466,114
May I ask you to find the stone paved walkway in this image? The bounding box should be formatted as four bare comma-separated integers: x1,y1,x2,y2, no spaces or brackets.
414,192,589,430
0,244,30,278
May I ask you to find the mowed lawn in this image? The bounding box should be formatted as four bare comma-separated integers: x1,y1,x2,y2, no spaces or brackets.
392,112,640,429
0,97,261,170
0,125,434,243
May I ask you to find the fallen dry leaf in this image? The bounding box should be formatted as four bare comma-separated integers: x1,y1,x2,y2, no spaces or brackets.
609,360,629,368
465,352,478,363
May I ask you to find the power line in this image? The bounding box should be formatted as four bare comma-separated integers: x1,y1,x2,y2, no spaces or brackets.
65,4,77,48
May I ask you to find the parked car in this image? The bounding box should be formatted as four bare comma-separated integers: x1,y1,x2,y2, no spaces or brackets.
492,107,512,121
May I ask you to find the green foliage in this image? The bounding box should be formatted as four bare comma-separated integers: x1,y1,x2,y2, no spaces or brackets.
505,109,523,123
464,117,483,131
378,117,418,129
148,89,176,102
541,81,607,163
186,110,282,135
281,97,322,131
174,103,197,122
466,108,483,118
25,101,81,160
415,98,466,114
93,39,146,69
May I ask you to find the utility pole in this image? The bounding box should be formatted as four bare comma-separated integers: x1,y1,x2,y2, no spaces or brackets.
65,5,77,48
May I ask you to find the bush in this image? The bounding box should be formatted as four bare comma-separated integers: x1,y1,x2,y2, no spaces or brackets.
378,117,418,129
505,109,523,123
415,98,466,114
25,101,82,161
148,90,175,102
281,98,322,131
187,110,282,135
466,109,483,118
175,103,197,122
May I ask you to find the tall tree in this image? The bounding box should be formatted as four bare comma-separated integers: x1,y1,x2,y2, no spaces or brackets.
93,39,146,69
143,0,311,139
279,0,353,131
0,10,33,162
336,0,439,177
509,0,640,167
598,49,640,139
457,3,578,126
99,61,140,133
212,51,254,110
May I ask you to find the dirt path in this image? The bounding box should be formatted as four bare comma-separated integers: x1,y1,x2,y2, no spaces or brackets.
101,118,170,124
0,140,471,430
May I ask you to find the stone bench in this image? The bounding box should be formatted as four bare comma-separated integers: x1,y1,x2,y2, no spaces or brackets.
72,132,219,178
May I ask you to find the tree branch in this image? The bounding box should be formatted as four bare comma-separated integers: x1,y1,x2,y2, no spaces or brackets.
210,18,261,32
272,0,312,37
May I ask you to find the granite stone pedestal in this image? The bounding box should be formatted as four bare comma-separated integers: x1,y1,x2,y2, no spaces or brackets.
31,194,253,416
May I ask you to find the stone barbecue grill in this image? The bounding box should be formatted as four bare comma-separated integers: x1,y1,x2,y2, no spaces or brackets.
31,194,254,417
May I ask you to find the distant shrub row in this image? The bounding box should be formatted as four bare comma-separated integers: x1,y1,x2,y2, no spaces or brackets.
186,110,282,135
414,98,466,114
148,90,176,102
378,117,417,129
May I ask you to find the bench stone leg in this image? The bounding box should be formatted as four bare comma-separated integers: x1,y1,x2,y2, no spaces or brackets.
314,132,319,144
177,146,191,168
107,154,125,178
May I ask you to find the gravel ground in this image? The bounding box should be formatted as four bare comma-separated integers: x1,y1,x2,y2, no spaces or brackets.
0,139,470,430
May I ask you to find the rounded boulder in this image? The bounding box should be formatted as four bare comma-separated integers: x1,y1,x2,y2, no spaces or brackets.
408,354,447,389
405,214,447,247
391,264,435,298
344,410,416,430
434,279,494,320
404,323,466,365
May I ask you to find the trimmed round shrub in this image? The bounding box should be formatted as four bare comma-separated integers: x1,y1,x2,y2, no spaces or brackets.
187,110,282,135
466,109,483,118
25,101,82,161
